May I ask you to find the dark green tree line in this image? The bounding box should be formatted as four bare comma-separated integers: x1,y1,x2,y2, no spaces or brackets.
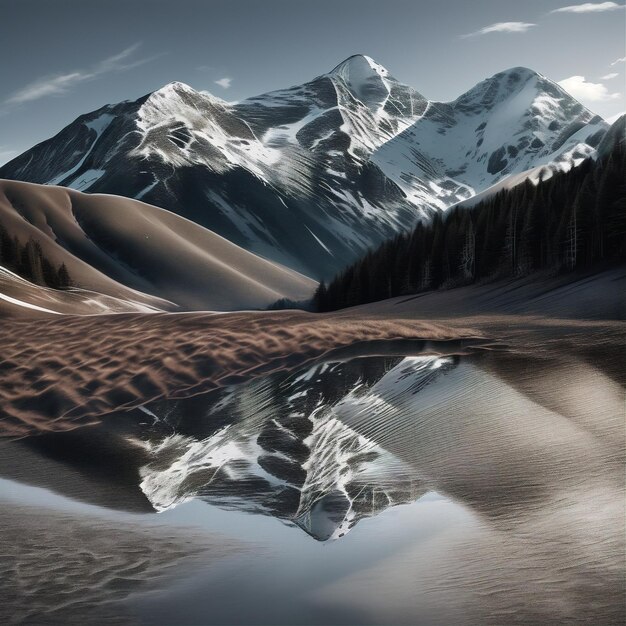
0,225,73,289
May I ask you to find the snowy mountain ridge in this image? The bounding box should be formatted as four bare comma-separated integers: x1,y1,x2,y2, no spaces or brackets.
0,56,608,279
372,66,607,210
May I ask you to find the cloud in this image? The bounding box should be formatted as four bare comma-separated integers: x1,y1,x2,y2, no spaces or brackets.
214,77,232,89
610,57,626,65
4,43,160,107
5,72,86,105
551,2,624,13
600,72,619,79
558,75,621,102
461,22,536,38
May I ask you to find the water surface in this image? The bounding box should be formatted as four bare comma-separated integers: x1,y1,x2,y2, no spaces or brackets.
1,345,624,625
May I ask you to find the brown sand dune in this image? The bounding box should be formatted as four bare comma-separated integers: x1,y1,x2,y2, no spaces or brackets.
0,179,315,311
0,269,623,439
0,309,487,438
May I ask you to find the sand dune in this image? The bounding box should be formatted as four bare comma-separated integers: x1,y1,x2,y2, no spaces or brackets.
0,269,623,438
0,179,315,311
0,309,486,438
0,265,167,316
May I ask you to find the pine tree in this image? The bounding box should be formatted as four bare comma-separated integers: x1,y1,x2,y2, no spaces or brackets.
459,218,476,280
57,263,72,289
313,281,327,311
21,239,45,285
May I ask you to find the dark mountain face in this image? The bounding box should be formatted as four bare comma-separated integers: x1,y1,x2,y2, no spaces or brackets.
0,57,608,280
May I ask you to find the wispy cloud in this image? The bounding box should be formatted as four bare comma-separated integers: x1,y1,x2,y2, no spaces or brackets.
600,72,619,79
551,2,624,13
550,2,624,13
558,75,621,102
461,22,536,38
214,77,232,89
4,43,160,107
610,57,626,65
6,73,86,105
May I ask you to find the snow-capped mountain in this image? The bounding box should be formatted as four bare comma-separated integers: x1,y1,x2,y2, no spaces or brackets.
234,55,426,158
0,57,608,279
372,67,608,210
137,355,453,541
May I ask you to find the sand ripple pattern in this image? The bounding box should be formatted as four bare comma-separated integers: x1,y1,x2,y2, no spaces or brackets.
0,311,484,437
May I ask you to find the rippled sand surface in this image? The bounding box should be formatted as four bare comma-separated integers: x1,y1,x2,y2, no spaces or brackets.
317,350,625,625
0,310,486,437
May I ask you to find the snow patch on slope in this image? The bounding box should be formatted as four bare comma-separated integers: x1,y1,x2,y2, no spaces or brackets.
47,113,115,186
372,67,607,212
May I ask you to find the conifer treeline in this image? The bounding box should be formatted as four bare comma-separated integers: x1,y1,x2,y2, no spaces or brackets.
314,142,625,312
0,224,72,289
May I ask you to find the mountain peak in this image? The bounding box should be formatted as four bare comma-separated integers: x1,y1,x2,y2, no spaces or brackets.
494,66,541,81
328,54,394,111
452,66,563,115
142,81,226,110
470,67,542,95
150,81,196,97
329,54,390,79
148,80,198,101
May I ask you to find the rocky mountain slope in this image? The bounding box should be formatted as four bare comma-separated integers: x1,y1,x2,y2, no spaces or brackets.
372,67,608,209
0,56,608,279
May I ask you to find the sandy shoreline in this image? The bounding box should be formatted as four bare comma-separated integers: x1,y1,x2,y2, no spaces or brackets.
0,270,623,625
1,268,624,438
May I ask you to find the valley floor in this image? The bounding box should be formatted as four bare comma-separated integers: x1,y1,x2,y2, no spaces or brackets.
1,267,624,438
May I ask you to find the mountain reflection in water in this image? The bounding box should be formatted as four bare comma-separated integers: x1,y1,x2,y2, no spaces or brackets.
138,355,437,541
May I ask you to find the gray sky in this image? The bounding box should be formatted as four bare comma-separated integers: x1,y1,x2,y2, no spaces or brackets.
0,0,624,165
